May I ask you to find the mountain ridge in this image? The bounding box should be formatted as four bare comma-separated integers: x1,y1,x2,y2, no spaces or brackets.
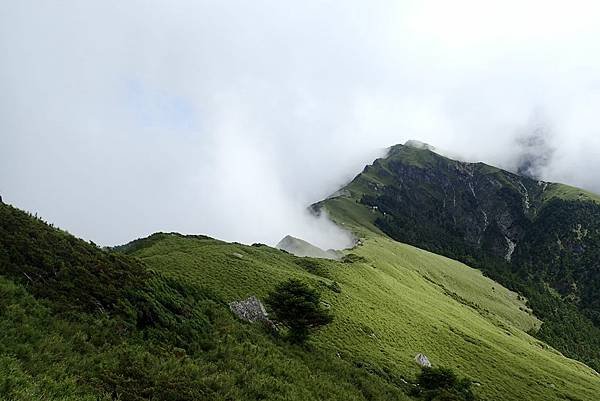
315,142,600,371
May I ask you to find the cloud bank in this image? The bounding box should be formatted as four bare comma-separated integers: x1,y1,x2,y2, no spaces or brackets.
1,1,600,247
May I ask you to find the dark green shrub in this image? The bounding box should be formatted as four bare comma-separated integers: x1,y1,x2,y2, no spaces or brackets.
342,253,368,264
415,367,476,401
265,279,333,343
328,281,342,293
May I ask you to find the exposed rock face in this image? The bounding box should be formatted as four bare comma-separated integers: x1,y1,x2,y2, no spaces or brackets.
415,353,432,368
229,296,269,323
504,236,516,262
357,144,544,261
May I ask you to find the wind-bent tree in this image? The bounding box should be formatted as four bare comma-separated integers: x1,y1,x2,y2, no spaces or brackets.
265,278,333,343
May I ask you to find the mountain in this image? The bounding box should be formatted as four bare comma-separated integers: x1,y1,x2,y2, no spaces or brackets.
3,142,600,401
315,141,600,371
276,235,341,259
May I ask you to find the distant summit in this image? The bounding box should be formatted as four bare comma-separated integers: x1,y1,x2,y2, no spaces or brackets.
276,235,340,260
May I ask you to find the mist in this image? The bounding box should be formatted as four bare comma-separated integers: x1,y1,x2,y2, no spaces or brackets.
1,1,600,248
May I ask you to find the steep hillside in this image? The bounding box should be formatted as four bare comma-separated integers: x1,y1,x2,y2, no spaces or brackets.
125,233,600,401
0,203,413,401
315,142,600,371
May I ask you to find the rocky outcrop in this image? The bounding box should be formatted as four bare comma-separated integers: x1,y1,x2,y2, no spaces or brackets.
415,353,432,368
229,296,269,323
356,144,546,262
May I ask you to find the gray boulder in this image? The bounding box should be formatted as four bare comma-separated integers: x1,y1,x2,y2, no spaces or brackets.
415,353,432,368
229,296,269,323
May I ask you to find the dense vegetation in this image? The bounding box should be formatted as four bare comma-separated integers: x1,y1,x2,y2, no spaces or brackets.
320,144,600,371
0,203,150,319
413,367,476,401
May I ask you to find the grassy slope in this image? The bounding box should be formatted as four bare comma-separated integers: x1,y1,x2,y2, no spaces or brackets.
130,233,600,401
542,183,600,204
0,204,413,401
0,272,411,401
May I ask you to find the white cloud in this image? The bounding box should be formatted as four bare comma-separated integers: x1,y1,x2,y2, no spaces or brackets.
1,1,600,247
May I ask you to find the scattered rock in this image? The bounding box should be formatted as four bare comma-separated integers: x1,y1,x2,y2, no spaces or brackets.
415,353,432,368
232,252,244,259
229,296,269,323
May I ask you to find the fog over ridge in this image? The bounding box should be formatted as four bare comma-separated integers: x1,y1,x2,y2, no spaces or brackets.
1,1,600,248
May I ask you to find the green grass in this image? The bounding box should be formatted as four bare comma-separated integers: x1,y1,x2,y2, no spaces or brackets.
0,204,415,401
316,197,383,236
542,183,600,205
0,274,411,401
388,145,440,168
130,233,600,401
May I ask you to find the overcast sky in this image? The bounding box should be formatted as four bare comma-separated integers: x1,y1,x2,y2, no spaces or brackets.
2,1,600,248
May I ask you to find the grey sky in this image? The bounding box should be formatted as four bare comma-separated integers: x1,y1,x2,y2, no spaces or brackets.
2,1,600,248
